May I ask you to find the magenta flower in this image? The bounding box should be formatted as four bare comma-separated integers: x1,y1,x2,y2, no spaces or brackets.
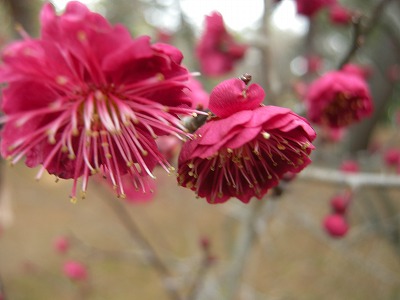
329,4,353,25
306,54,323,74
177,78,316,204
63,260,88,281
107,173,157,204
184,76,210,110
0,2,197,201
306,70,373,128
295,0,336,17
341,63,372,79
53,236,70,254
339,159,360,173
320,127,346,143
383,148,400,167
330,191,352,214
323,214,349,238
196,12,247,77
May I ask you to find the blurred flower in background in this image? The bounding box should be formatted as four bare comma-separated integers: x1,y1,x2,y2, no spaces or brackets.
295,0,335,18
63,260,88,281
306,70,373,128
195,12,247,77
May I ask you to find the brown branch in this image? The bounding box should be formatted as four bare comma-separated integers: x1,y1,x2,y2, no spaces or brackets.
338,14,363,69
338,0,397,68
223,199,264,300
0,274,6,300
103,195,182,300
186,240,215,300
258,0,280,105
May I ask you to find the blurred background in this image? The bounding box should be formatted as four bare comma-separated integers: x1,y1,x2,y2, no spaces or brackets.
0,0,400,299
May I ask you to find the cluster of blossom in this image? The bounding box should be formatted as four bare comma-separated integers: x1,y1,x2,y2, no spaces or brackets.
293,0,353,25
195,12,247,77
323,191,352,238
383,148,400,173
0,2,320,205
53,235,88,281
305,64,373,130
0,0,384,207
323,160,360,238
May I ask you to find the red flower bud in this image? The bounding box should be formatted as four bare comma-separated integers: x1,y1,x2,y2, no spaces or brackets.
323,214,349,238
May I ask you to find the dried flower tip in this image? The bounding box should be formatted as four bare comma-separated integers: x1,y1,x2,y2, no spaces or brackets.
240,73,252,85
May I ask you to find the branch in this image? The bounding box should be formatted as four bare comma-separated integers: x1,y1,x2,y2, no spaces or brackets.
299,166,400,189
186,242,215,300
102,195,182,300
223,199,264,300
259,0,276,104
287,204,400,285
338,14,363,69
0,274,6,300
338,0,397,68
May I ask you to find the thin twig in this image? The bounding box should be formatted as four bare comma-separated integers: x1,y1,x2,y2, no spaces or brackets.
0,274,6,300
287,204,400,285
338,0,397,68
186,244,214,300
338,15,363,69
68,232,140,261
223,199,265,300
103,195,182,300
260,0,276,104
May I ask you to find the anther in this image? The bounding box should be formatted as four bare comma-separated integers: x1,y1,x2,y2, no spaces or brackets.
262,132,271,139
77,31,87,42
56,76,68,85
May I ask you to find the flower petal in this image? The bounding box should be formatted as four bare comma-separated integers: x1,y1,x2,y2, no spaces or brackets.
209,78,264,118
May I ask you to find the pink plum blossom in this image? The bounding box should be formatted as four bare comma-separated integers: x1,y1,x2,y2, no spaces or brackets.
329,4,353,25
196,12,247,77
342,63,372,80
292,80,308,101
330,191,352,214
323,214,349,238
118,174,157,203
156,135,182,163
383,148,400,167
306,70,373,128
53,236,70,254
295,0,336,18
177,78,316,204
306,55,323,74
387,64,400,82
155,28,172,44
184,76,209,110
63,260,88,281
320,127,346,143
0,2,198,201
339,160,360,173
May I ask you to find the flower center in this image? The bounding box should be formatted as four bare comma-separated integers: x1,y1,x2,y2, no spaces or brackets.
179,131,312,203
323,92,364,126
